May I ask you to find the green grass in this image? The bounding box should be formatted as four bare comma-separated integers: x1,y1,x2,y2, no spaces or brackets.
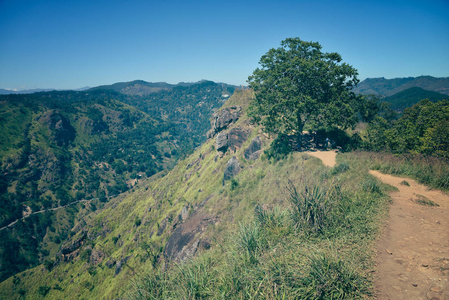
124,151,390,299
1,91,394,299
351,151,449,191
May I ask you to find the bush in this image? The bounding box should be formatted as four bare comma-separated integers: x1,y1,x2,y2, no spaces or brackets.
264,134,291,161
38,285,51,297
43,259,54,271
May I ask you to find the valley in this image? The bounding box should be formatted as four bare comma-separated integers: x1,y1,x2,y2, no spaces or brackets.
0,75,448,298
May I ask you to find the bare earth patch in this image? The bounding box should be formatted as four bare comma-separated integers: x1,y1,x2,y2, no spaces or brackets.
305,150,337,167
370,170,449,300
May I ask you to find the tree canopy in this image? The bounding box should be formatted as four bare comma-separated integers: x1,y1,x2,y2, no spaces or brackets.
248,37,360,144
366,99,449,158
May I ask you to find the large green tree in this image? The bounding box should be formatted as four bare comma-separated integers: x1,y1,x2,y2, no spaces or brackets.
248,37,360,146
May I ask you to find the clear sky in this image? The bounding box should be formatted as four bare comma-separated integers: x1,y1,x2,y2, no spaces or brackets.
0,0,448,90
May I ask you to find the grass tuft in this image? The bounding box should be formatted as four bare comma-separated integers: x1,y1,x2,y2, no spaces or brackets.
413,194,439,207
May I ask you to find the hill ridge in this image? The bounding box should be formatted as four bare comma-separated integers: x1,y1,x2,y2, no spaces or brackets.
354,75,449,97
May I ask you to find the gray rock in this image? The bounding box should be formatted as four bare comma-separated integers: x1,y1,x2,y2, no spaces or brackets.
90,249,104,265
224,156,241,181
215,132,228,151
227,128,249,151
209,106,241,137
61,232,87,255
215,128,249,153
181,204,190,221
115,256,130,276
244,136,262,160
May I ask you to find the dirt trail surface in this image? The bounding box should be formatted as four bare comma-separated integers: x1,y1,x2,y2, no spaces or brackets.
305,150,337,167
370,170,449,300
306,151,448,299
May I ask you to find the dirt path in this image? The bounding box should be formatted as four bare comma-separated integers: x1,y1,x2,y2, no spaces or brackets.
370,170,449,300
305,150,337,167
0,199,96,232
305,151,449,299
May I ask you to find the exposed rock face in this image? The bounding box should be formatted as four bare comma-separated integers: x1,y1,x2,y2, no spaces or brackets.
244,136,262,160
224,156,241,181
215,128,249,152
207,106,242,138
90,249,105,265
227,128,249,151
215,132,228,151
164,197,216,262
114,256,130,276
61,232,87,255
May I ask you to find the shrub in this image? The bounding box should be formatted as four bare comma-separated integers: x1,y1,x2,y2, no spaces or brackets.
400,180,410,186
43,259,54,271
38,285,51,297
230,178,239,191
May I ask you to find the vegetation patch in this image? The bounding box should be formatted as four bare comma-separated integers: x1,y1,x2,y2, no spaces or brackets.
413,194,439,207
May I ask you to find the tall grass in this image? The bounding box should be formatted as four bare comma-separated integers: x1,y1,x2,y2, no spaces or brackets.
128,152,390,299
287,180,338,235
352,151,449,191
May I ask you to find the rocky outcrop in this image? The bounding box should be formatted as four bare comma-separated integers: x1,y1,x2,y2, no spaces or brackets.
90,249,105,265
61,232,87,256
244,136,262,160
224,156,241,181
227,128,249,151
215,132,229,151
207,106,242,138
163,198,216,262
215,128,249,152
115,256,130,276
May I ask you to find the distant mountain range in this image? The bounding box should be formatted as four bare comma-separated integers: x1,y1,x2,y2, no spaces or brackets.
353,75,449,97
0,80,236,96
0,87,90,95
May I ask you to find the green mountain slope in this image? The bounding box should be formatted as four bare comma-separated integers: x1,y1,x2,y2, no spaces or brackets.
383,87,448,110
354,76,449,97
0,81,234,282
0,90,391,299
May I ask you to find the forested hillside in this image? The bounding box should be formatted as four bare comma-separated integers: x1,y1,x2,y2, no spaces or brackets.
0,81,234,282
354,76,449,97
1,37,448,299
382,87,448,110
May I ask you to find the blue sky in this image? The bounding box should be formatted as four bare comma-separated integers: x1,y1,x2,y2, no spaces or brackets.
0,0,448,90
